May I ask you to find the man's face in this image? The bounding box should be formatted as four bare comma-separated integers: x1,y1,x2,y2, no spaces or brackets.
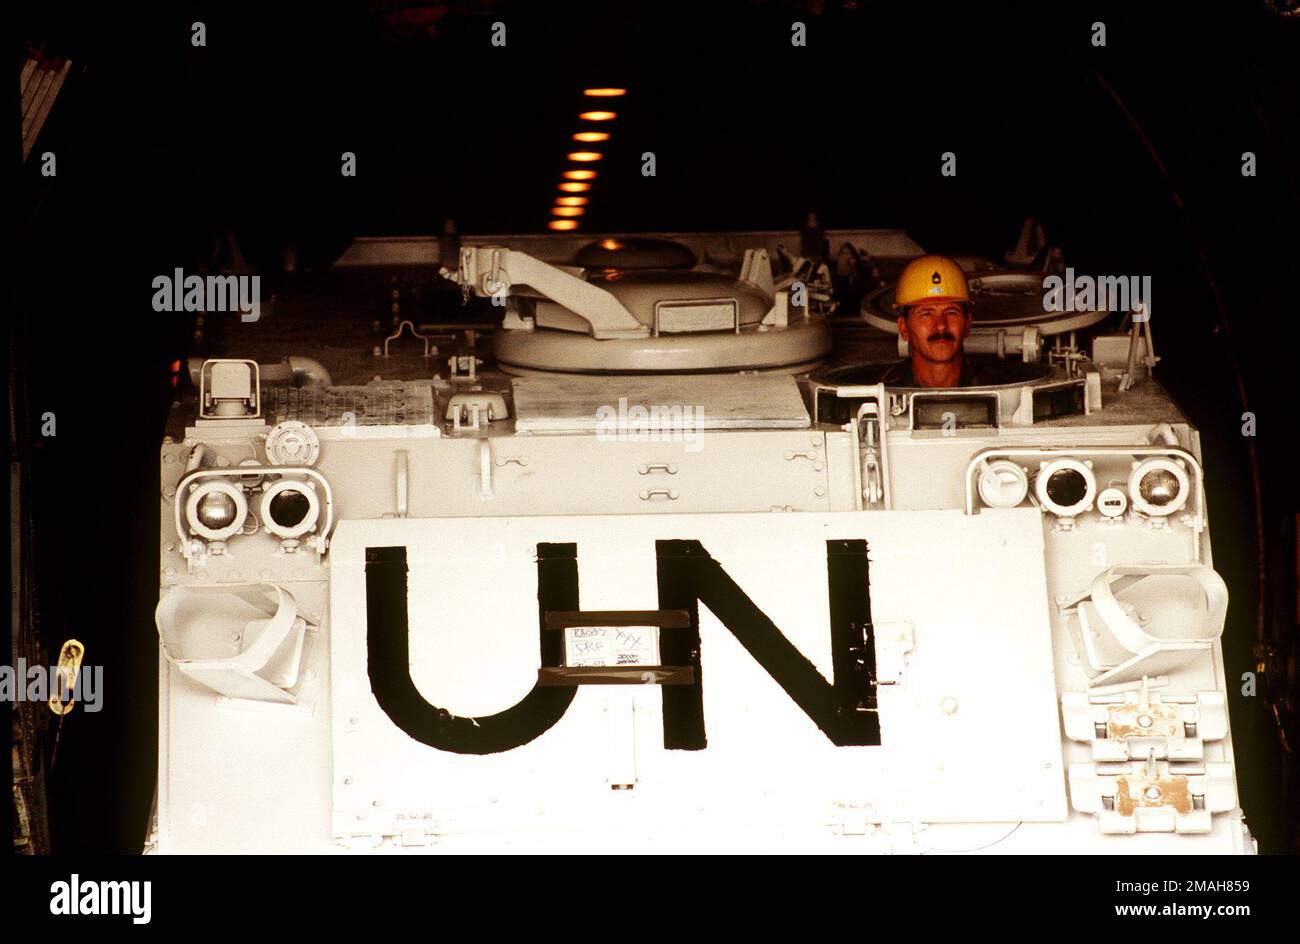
897,301,972,364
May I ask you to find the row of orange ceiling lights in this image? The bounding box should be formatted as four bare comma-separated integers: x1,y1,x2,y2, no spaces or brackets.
548,90,625,231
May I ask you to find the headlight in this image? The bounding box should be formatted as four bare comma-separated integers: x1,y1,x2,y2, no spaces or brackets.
184,480,248,541
1128,458,1190,516
978,459,1029,509
197,492,237,528
1035,457,1096,518
260,479,321,539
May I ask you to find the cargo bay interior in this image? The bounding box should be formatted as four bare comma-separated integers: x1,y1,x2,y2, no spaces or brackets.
13,0,1300,854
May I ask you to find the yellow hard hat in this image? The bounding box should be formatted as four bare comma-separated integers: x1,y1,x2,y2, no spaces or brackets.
894,255,970,309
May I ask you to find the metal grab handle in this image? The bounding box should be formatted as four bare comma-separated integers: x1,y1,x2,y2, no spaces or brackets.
1087,564,1227,652
382,320,437,358
154,582,308,704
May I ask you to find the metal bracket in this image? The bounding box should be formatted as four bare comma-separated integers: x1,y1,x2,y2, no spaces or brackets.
738,247,775,295
199,359,261,420
1060,563,1227,686
1118,303,1159,392
873,619,914,690
383,320,437,358
1068,758,1236,834
447,392,507,429
538,610,695,686
382,450,408,518
455,246,648,339
854,394,891,509
447,354,481,382
1062,678,1228,762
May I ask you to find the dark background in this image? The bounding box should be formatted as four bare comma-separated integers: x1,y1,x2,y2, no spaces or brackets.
13,0,1300,853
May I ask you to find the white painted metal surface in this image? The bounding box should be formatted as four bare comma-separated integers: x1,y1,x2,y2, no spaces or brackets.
152,235,1252,854
327,511,1065,845
512,374,810,432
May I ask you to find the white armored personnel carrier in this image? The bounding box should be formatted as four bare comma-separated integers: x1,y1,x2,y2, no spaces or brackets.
151,228,1253,853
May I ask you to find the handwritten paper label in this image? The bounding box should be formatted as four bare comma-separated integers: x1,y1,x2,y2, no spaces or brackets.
564,626,660,668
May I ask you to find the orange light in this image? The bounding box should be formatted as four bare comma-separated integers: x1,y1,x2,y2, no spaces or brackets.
572,131,610,143
556,197,588,206
562,169,597,180
600,239,625,250
578,111,617,121
583,88,626,97
566,151,603,162
558,182,591,192
552,206,585,217
548,220,579,231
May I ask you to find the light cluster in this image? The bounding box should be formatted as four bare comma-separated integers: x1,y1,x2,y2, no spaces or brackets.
547,88,625,232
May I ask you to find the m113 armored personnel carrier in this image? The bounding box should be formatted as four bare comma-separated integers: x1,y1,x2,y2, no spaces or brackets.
150,228,1252,853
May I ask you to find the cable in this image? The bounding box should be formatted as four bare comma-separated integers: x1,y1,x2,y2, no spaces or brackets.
918,821,1024,854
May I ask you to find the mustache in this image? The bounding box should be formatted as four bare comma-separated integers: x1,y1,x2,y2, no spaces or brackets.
927,332,957,342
